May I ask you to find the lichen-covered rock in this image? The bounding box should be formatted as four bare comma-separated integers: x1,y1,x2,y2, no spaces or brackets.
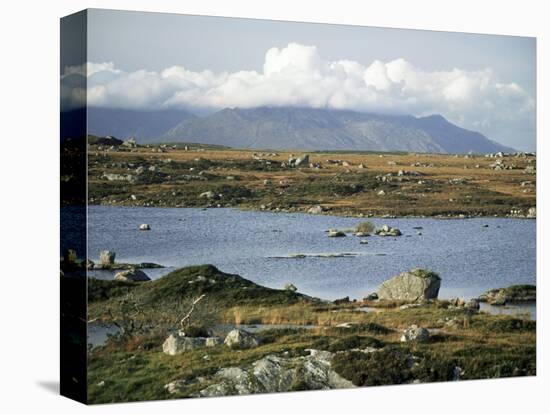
170,349,355,397
400,325,430,343
224,329,260,349
114,268,151,282
162,333,222,356
378,269,441,301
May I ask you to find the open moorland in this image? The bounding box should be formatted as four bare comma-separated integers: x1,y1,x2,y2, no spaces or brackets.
87,140,536,218
78,265,536,403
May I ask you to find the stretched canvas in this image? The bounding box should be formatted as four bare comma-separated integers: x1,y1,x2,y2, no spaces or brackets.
60,9,537,404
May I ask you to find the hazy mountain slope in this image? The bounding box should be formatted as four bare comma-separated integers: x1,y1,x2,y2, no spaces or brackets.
87,107,197,141
164,107,511,154
414,115,515,154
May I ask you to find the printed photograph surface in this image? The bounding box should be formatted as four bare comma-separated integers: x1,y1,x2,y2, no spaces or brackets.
60,9,536,404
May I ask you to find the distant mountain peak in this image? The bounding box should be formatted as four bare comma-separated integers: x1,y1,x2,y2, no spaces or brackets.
82,105,514,154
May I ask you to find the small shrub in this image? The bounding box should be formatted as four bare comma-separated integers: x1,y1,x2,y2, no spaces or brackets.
181,325,211,338
332,348,411,386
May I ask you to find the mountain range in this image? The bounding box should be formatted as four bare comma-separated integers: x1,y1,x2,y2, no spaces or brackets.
76,106,514,154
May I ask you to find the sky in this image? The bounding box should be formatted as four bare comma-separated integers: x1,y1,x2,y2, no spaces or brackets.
61,9,536,151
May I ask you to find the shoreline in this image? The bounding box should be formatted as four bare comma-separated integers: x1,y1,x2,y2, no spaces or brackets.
84,202,536,220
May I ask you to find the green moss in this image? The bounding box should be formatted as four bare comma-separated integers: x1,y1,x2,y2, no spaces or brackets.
410,268,440,279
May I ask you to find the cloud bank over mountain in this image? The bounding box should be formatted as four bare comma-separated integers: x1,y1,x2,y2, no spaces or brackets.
61,43,535,149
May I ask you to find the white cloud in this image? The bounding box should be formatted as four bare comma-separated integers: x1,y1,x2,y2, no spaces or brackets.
60,43,534,145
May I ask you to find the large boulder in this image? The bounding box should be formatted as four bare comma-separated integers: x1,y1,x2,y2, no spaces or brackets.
99,250,116,265
114,268,151,282
377,269,441,301
169,349,355,397
224,329,260,349
162,333,222,356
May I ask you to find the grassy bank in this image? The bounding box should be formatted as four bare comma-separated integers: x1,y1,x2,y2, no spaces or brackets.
85,264,536,403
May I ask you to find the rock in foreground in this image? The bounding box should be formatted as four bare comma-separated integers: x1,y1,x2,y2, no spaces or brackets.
165,350,354,397
378,269,441,301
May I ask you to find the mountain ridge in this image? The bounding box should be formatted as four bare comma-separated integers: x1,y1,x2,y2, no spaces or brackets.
80,106,514,154
164,107,514,154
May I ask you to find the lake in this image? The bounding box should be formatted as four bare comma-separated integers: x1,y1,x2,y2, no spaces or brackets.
78,206,536,302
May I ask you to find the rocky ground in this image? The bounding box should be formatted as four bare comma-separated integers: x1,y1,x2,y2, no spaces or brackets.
76,264,536,404
85,139,536,218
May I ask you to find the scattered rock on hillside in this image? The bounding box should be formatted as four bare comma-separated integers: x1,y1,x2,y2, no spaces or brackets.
288,154,310,167
162,333,222,356
378,269,441,301
400,325,430,343
114,268,151,282
165,350,354,397
224,329,260,349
